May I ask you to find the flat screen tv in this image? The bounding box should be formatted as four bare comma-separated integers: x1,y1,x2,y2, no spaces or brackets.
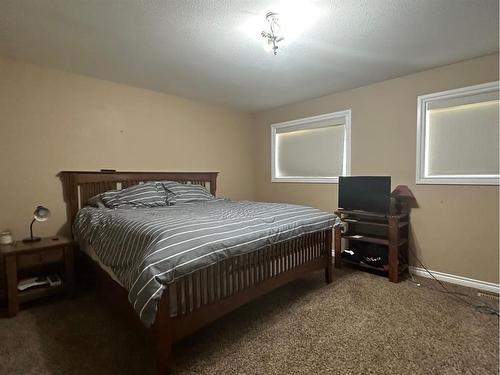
338,176,391,214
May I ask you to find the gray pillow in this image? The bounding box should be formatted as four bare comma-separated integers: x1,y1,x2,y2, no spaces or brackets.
163,182,214,204
87,194,107,209
161,181,180,206
101,182,167,208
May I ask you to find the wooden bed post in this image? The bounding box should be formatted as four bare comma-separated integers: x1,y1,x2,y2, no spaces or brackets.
209,174,217,196
334,224,342,269
60,172,80,234
325,229,333,284
153,293,173,375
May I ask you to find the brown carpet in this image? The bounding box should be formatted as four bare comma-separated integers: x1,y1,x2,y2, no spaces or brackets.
0,269,498,375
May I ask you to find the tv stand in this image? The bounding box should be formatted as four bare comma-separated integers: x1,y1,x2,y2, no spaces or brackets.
334,209,409,282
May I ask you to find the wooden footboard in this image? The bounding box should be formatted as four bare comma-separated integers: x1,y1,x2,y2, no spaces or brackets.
153,229,332,374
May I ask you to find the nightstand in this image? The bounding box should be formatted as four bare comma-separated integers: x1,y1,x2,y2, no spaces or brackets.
1,236,75,317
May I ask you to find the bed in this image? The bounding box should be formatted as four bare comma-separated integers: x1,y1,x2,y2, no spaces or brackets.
60,170,336,374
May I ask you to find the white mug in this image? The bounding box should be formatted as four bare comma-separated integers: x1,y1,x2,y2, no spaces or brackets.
0,231,14,245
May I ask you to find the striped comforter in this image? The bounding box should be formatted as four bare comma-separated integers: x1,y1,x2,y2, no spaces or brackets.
73,199,337,326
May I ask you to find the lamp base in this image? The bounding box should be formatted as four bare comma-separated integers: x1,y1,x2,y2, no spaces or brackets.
22,236,41,243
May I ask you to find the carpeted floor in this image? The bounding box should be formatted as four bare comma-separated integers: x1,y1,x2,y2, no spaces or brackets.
0,269,498,375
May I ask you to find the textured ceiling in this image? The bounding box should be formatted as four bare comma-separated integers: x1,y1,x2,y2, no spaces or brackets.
0,0,498,111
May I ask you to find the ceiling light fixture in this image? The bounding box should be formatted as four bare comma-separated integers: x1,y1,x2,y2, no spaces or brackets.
261,12,284,55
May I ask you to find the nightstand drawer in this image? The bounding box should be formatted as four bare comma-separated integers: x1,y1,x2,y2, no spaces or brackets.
17,247,64,269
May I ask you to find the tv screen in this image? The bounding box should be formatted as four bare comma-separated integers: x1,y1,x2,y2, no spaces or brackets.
338,176,391,213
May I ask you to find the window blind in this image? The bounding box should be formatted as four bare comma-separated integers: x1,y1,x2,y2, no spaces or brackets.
276,124,346,178
426,100,499,176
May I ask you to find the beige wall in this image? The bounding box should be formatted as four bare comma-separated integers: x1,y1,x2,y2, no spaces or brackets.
0,57,255,239
1,53,498,284
253,53,499,284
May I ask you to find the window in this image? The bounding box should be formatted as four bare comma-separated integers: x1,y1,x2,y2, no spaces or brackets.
271,110,351,183
416,81,499,185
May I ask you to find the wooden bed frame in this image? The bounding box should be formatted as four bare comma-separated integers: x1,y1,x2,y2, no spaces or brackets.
60,170,333,374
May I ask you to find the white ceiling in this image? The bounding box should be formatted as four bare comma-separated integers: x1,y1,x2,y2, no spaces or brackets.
0,0,498,111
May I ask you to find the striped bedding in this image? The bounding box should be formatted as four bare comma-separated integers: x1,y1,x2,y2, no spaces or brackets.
100,182,167,208
73,199,337,326
163,182,214,204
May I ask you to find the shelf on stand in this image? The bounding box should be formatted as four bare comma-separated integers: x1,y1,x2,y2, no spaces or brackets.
18,284,66,304
342,259,409,274
342,259,387,273
335,208,408,219
341,218,409,228
341,233,408,247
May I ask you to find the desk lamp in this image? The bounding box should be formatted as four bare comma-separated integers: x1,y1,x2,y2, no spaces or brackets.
23,206,51,243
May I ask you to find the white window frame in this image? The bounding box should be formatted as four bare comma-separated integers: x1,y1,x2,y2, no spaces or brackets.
416,81,500,185
271,110,351,183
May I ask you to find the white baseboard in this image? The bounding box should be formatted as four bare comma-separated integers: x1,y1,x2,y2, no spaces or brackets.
409,266,500,294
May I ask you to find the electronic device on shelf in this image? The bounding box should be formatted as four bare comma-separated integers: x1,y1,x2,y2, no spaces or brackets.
17,274,62,291
338,176,391,214
18,277,49,291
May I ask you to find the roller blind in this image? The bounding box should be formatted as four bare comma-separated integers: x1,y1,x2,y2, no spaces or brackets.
417,81,500,185
276,123,346,178
426,99,499,176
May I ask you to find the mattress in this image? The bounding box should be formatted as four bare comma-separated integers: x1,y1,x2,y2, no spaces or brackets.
73,199,337,326
79,240,186,317
79,240,124,287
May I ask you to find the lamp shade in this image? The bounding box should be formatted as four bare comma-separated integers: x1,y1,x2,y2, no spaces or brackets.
391,185,415,199
34,206,50,222
23,205,51,242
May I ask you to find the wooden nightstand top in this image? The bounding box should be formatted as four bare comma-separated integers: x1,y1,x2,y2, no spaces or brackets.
0,236,74,255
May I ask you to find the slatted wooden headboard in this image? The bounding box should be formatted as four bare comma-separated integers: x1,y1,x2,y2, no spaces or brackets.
59,170,218,226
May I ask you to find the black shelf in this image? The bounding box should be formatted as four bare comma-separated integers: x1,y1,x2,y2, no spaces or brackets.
335,208,408,219
341,233,408,247
341,218,409,228
342,259,387,272
335,208,409,283
342,259,408,275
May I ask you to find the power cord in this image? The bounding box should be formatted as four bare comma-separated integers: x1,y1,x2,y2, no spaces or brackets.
408,247,500,317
